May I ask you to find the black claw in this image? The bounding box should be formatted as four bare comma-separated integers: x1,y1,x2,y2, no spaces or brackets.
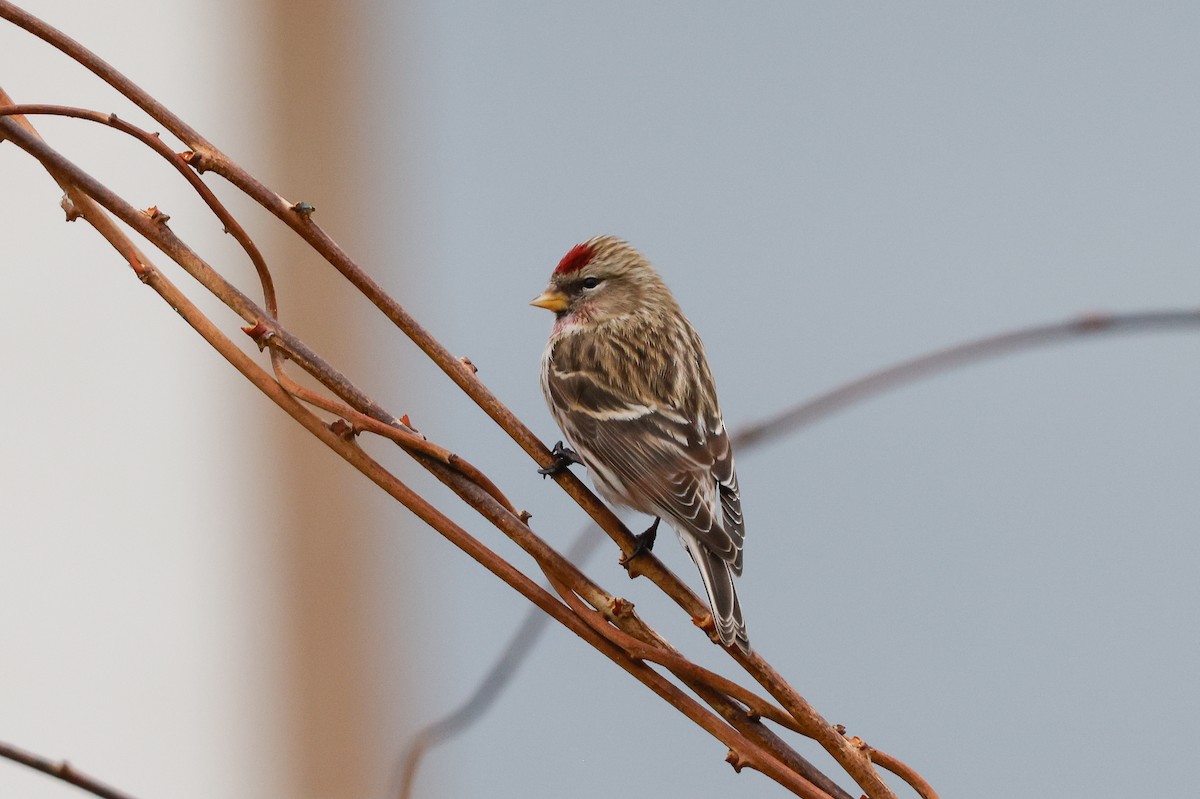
631,518,660,558
538,441,583,477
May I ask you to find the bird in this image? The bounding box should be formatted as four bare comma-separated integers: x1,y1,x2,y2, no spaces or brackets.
530,235,749,652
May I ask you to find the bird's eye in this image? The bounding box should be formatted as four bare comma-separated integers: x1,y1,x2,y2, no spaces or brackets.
581,276,601,289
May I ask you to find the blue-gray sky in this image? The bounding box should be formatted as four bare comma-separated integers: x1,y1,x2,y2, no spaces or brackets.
400,4,1200,797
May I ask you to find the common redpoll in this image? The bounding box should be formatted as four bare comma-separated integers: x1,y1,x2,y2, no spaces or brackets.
531,236,749,652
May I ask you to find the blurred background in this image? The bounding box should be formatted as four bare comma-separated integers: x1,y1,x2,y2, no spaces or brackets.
2,2,1199,797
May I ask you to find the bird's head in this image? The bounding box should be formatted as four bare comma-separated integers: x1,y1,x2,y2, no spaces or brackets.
530,236,674,329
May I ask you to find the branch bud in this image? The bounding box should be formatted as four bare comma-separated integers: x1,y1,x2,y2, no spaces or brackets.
608,597,635,620
241,320,275,350
143,205,170,224
60,194,81,222
330,419,356,439
180,150,209,173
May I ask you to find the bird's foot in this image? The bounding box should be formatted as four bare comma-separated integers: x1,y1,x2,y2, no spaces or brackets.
537,441,583,477
634,517,660,556
622,518,660,566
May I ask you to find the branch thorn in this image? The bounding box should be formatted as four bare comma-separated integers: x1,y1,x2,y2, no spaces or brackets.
180,150,208,172
129,256,151,281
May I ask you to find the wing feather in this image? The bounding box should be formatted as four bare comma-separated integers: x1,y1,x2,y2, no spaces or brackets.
544,328,744,567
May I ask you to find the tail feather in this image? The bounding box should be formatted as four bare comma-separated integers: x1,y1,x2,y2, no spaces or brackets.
686,535,750,652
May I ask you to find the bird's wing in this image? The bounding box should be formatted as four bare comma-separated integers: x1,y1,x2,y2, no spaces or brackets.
545,354,744,567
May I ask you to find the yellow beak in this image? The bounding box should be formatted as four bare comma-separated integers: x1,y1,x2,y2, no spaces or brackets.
530,288,570,313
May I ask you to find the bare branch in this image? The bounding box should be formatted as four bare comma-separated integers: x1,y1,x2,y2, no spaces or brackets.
395,301,1200,793
0,740,141,799
0,101,845,797
867,745,941,799
734,309,1200,449
0,5,954,795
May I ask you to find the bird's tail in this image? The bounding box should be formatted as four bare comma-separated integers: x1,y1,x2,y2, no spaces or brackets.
684,535,750,653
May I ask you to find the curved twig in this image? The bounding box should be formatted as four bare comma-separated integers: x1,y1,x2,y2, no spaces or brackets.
1,91,849,796
268,362,523,519
867,745,941,799
402,302,1200,789
0,1,729,650
0,103,277,316
394,527,606,798
1,117,822,795
14,10,1195,795
734,308,1200,449
0,8,945,795
0,103,521,523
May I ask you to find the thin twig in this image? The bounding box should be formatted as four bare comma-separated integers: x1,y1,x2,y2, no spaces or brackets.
0,8,946,794
37,134,813,795
0,104,520,521
734,309,1200,449
868,745,941,799
404,302,1200,789
0,103,277,315
0,740,140,799
395,523,608,799
1,91,850,796
0,0,729,640
398,525,847,799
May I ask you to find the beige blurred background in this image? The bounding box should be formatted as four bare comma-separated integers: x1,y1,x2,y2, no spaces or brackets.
2,1,423,797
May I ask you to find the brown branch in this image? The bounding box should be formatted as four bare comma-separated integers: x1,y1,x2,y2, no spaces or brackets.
418,299,1200,771
868,745,941,799
392,303,1200,793
393,547,598,799
132,42,912,798
2,61,855,791
0,740,140,799
5,120,819,795
0,93,854,798
0,103,277,316
0,7,941,795
0,105,523,522
0,1,724,638
398,524,855,799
